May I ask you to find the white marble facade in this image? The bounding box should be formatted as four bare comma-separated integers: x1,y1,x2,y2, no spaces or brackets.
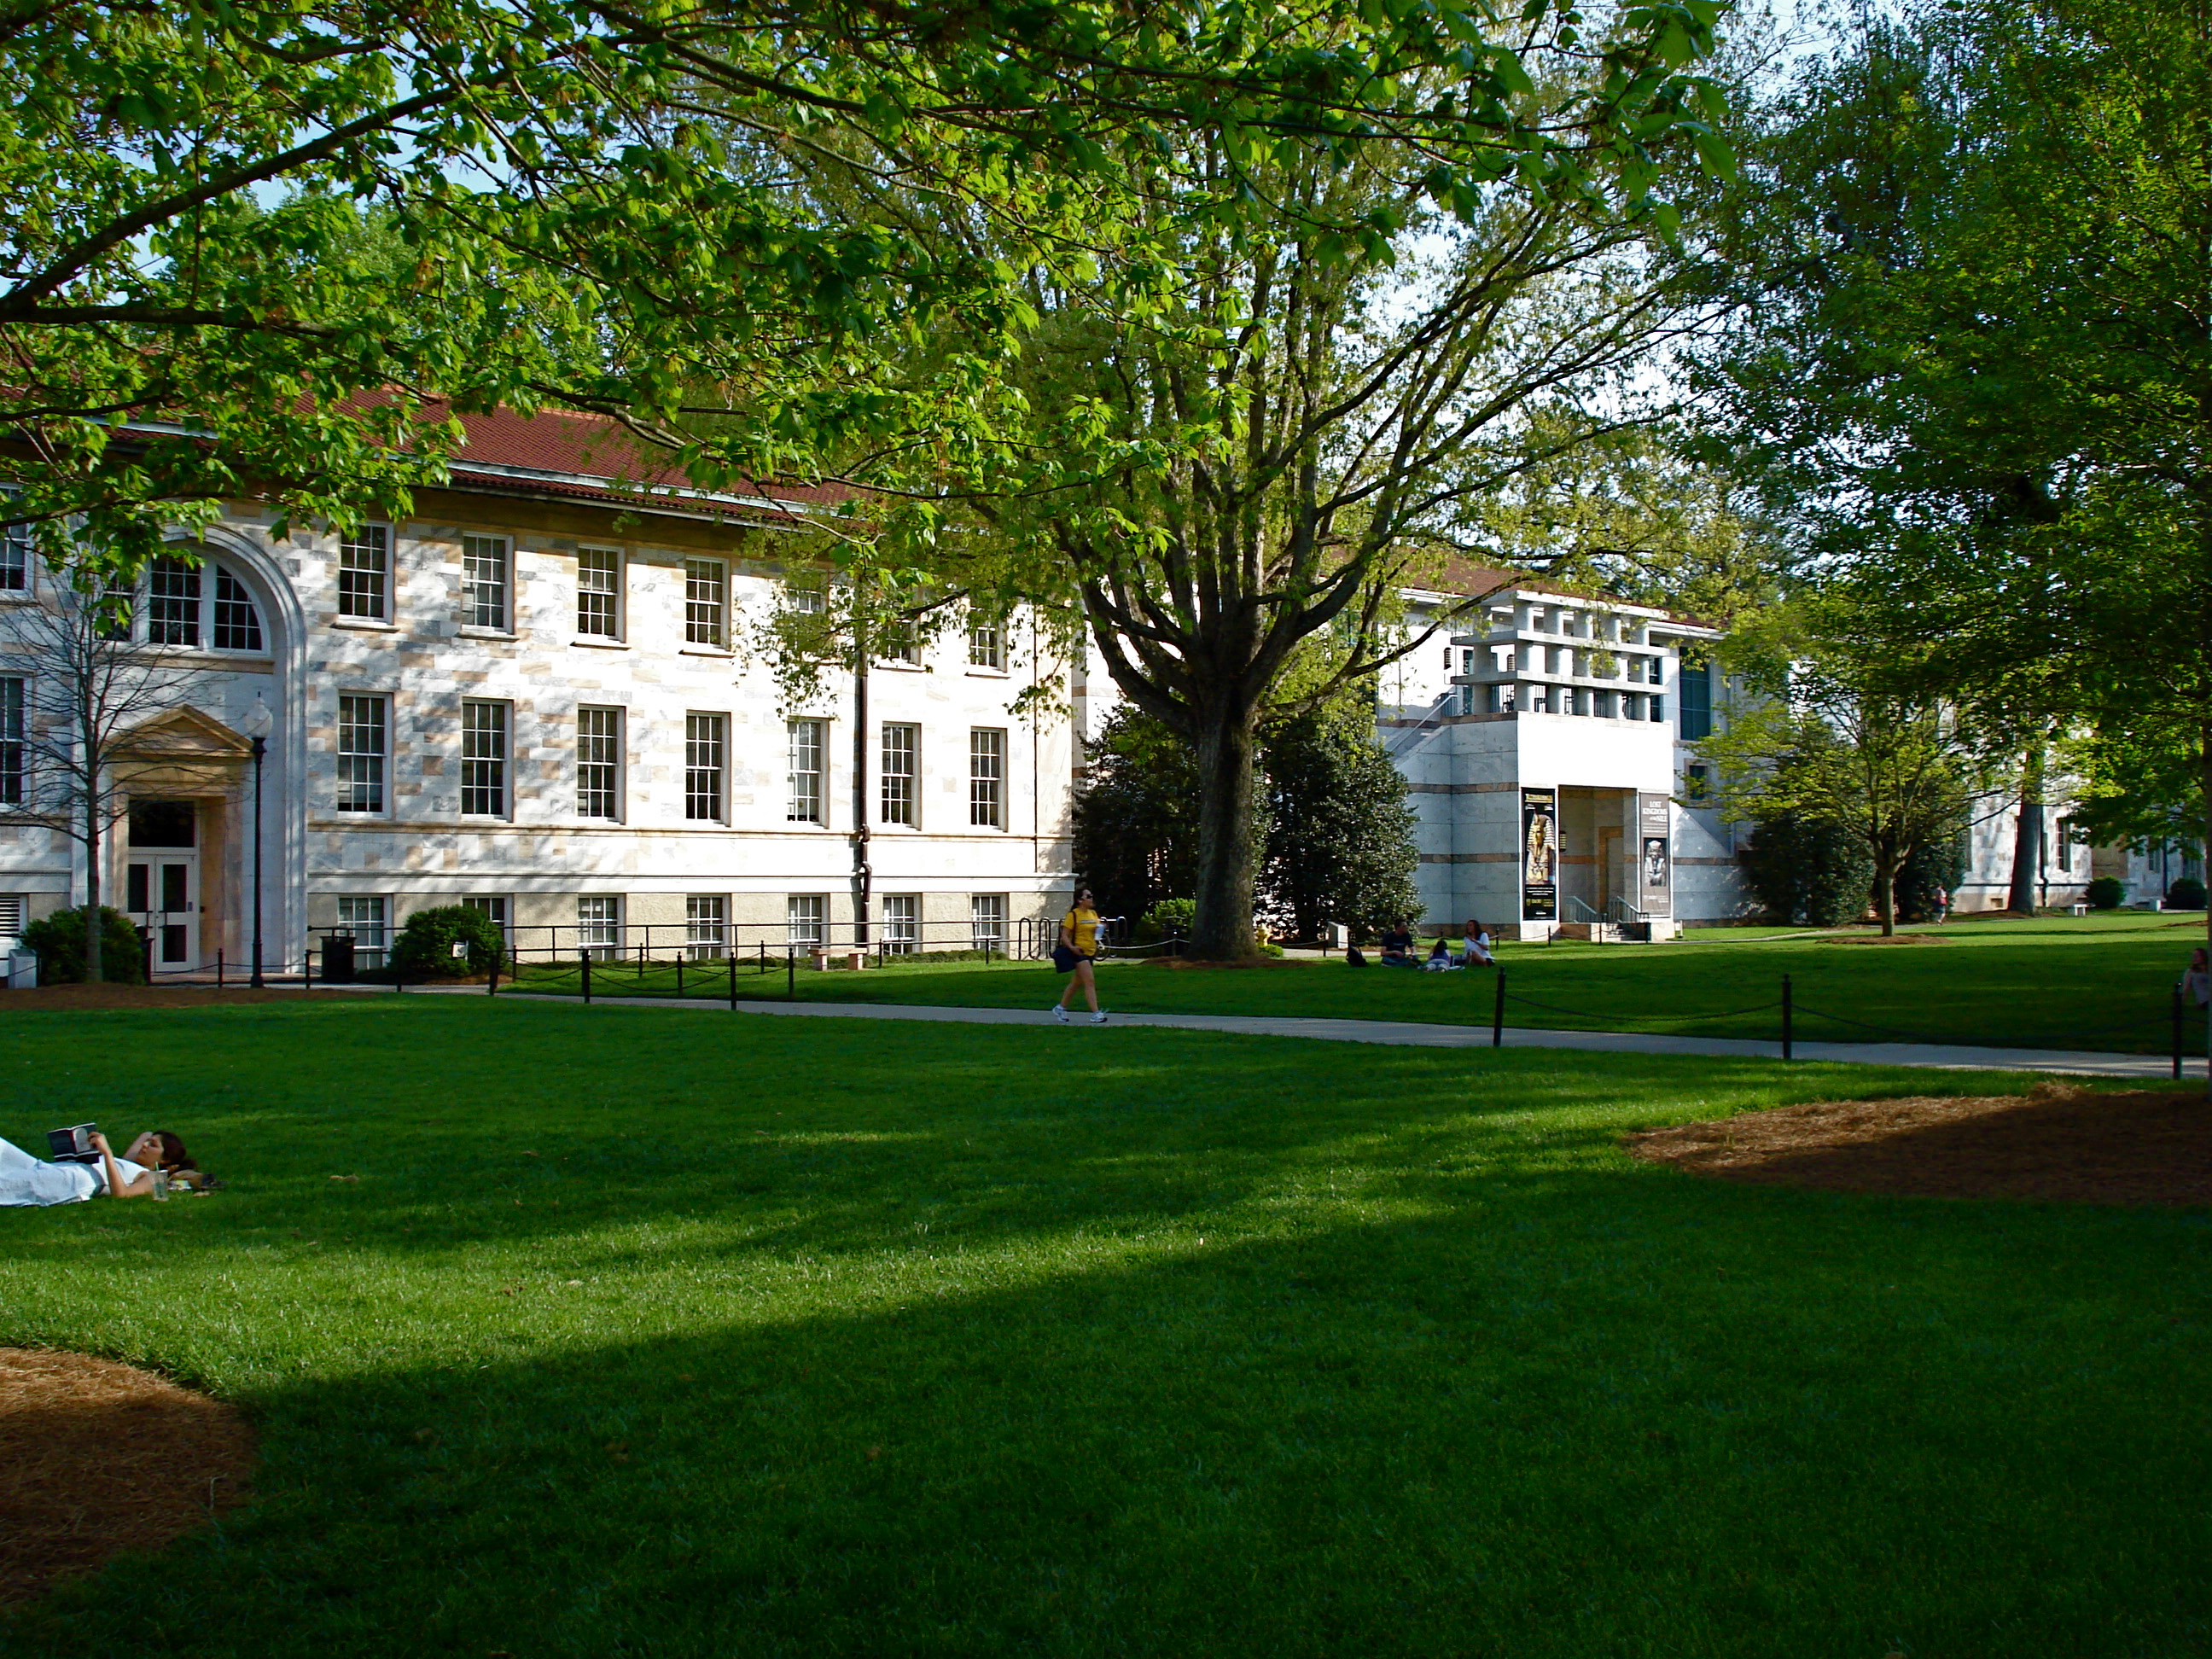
0,456,1076,974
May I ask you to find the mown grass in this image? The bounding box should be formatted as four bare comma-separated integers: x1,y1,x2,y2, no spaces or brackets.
509,911,2210,1054
2,997,2207,1657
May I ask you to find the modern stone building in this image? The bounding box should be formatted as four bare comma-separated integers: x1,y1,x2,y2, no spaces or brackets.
1375,573,1732,937
0,408,1076,975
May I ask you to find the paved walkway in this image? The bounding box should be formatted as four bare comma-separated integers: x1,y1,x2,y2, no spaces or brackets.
413,987,2190,1080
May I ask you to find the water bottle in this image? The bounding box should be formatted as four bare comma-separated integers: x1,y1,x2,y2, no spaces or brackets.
150,1168,169,1202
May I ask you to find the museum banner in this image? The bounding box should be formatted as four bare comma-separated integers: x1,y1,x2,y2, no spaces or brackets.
1639,792,1673,917
1521,787,1557,922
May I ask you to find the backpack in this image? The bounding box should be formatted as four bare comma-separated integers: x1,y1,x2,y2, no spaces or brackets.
1347,946,1367,967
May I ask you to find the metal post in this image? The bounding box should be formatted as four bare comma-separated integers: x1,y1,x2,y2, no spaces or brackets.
729,953,737,1012
249,732,267,988
217,950,224,989
1781,975,1793,1062
677,957,685,998
788,947,795,1001
2174,986,2184,1080
1492,968,1506,1049
581,950,592,1004
487,952,499,997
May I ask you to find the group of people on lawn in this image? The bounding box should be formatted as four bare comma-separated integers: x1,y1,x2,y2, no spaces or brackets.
1374,919,1494,971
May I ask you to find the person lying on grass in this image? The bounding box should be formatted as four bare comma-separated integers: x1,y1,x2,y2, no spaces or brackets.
0,1131,212,1206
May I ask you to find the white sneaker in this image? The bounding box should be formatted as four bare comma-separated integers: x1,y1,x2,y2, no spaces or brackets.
1090,1010,1109,1025
1052,1005,1069,1023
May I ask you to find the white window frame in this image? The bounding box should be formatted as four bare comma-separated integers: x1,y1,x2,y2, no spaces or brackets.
969,727,1005,829
685,713,727,822
968,616,1005,670
0,677,22,806
336,693,388,814
969,893,1007,951
787,718,824,824
577,894,622,959
461,699,509,818
336,895,390,969
686,894,728,959
1,511,32,594
337,525,391,621
462,535,510,632
576,547,623,639
786,894,826,949
147,556,201,646
880,722,917,826
882,894,920,955
577,705,623,821
684,557,726,648
880,621,922,667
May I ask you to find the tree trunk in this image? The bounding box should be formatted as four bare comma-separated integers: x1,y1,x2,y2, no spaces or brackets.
1873,849,1898,936
1189,702,1263,959
2007,739,2045,915
82,788,102,983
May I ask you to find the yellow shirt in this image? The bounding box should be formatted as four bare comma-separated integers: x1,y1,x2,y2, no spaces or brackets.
1063,907,1099,954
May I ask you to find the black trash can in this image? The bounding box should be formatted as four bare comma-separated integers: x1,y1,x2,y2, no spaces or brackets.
323,932,357,983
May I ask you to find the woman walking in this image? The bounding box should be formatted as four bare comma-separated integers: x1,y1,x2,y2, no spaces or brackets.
1052,888,1109,1025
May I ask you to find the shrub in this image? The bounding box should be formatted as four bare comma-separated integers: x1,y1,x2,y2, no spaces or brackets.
1894,823,1970,924
2165,876,2206,911
389,905,507,979
1135,898,1196,945
2085,876,2126,910
21,905,148,984
1738,815,1875,927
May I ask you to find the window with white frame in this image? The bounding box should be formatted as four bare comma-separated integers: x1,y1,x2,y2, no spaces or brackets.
338,526,389,620
148,556,201,645
0,677,22,805
461,700,509,817
686,713,726,822
882,894,919,954
1,514,31,593
968,616,1004,669
576,548,621,638
336,895,389,968
881,621,921,666
684,558,725,647
787,586,824,614
577,894,621,958
969,727,1005,828
577,706,622,820
686,894,727,958
212,569,263,650
786,894,826,948
787,719,824,823
462,535,509,631
461,894,509,934
336,694,387,813
880,723,917,825
969,893,1007,951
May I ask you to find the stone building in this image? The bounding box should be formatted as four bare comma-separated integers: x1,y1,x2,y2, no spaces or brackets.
0,408,1076,974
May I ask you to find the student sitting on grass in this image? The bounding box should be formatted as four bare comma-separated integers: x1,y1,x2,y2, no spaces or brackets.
1460,923,1495,968
1378,919,1417,966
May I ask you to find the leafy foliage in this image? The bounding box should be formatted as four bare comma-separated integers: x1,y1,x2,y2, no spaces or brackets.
2085,876,2126,911
1262,704,1422,942
1135,899,1198,946
23,907,147,986
2167,878,2207,912
1073,710,1207,928
390,905,507,980
1894,822,1968,925
1735,816,1874,928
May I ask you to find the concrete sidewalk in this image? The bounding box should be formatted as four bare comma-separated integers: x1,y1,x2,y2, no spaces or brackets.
424,987,2192,1080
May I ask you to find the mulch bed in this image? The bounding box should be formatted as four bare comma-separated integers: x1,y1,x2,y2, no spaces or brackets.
0,1348,255,1607
0,984,339,1012
1624,1084,2212,1207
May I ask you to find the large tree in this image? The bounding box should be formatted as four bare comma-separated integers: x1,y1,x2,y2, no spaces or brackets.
1698,0,2212,948
2,0,1733,581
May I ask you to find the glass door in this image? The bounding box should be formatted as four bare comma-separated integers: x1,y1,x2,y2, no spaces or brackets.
125,800,201,971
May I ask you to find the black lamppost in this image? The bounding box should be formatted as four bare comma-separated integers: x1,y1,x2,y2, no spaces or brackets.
242,699,272,987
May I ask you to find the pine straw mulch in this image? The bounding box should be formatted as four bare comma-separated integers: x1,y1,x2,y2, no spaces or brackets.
0,984,337,1011
1624,1082,2212,1208
0,1348,255,1607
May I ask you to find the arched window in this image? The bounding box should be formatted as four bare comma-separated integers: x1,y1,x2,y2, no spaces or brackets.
141,556,265,652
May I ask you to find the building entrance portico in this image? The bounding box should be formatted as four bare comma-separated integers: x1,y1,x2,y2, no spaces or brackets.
125,800,202,968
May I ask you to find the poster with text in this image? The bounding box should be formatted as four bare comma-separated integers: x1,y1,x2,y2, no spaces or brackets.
1521,788,1558,921
1639,792,1673,917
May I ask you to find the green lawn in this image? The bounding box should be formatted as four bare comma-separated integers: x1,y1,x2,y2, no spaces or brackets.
509,910,2211,1054
3,998,2207,1656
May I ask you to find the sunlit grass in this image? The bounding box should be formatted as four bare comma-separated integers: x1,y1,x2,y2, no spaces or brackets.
2,996,2206,1656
